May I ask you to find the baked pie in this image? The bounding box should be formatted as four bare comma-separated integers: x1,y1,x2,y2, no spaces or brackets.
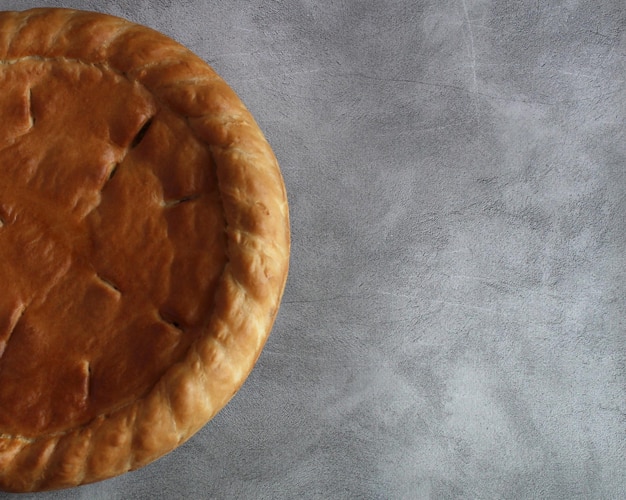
0,8,289,492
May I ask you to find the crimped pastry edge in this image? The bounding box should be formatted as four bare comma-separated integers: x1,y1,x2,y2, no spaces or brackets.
0,8,289,492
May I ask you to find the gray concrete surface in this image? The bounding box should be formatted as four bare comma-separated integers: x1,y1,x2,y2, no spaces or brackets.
0,0,624,498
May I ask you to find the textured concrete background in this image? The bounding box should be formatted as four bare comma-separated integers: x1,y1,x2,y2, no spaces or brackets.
1,0,624,499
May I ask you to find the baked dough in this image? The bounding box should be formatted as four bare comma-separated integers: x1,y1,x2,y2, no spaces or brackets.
0,8,289,492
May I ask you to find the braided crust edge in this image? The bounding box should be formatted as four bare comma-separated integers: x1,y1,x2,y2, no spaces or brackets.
0,8,289,492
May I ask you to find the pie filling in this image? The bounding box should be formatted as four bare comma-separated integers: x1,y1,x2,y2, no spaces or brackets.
0,58,227,437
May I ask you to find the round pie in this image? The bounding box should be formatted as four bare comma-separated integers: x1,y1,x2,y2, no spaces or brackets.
0,8,289,492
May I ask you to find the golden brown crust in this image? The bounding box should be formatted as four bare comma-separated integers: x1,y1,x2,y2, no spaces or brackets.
0,8,289,492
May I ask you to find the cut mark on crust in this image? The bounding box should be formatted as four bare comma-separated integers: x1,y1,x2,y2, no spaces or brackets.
87,361,91,399
0,304,27,360
130,117,153,148
84,360,92,401
95,273,122,295
158,310,184,332
108,162,119,181
163,193,200,207
28,88,35,128
0,199,13,228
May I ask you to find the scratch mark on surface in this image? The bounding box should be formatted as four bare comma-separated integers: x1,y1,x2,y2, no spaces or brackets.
334,71,624,106
448,274,497,282
371,124,457,137
460,0,477,90
460,0,480,121
436,299,509,317
284,293,375,305
588,28,614,41
555,70,597,80
376,290,424,301
208,51,256,60
241,67,330,83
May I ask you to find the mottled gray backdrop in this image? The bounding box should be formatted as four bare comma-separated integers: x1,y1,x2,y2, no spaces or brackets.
0,0,624,499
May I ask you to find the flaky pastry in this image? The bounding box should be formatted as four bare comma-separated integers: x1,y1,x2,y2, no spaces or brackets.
0,8,289,492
